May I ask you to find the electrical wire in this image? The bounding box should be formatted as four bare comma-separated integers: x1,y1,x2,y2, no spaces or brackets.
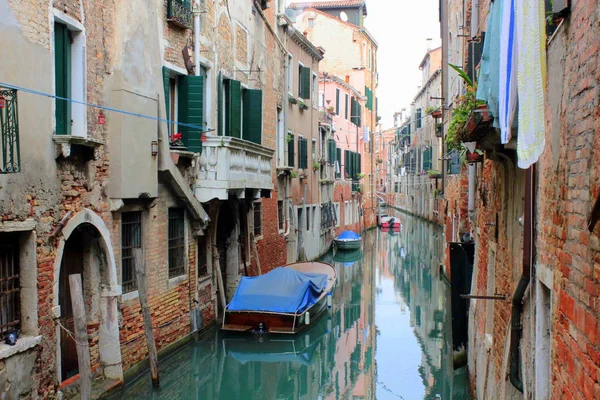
0,81,213,132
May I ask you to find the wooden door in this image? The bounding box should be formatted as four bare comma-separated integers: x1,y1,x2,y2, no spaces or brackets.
59,239,84,381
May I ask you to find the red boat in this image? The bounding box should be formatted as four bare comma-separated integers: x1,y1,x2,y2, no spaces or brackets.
380,216,401,229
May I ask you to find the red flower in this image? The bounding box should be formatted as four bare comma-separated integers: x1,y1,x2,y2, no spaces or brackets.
173,132,183,140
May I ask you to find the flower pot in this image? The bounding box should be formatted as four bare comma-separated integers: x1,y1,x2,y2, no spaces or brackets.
466,152,483,163
431,110,442,119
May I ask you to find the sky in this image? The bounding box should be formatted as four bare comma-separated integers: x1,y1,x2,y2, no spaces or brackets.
362,0,441,129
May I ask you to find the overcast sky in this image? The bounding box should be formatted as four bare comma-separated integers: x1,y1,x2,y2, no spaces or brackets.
363,0,441,129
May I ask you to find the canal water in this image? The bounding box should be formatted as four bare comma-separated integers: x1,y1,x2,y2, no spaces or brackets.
106,213,470,399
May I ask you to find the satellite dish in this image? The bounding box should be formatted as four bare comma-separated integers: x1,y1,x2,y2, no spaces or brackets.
340,11,348,22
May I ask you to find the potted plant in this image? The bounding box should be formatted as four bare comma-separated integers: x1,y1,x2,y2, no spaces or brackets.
466,149,484,163
169,132,185,149
312,161,320,171
288,94,298,105
427,170,442,179
426,106,442,119
290,170,298,178
298,99,309,111
376,157,383,164
326,106,335,114
356,173,366,179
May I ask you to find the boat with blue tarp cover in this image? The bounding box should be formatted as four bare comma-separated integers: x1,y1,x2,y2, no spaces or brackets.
333,230,362,250
222,262,336,334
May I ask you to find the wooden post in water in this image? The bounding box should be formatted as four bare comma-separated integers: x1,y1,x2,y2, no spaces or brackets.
250,233,262,275
133,248,160,388
68,274,92,400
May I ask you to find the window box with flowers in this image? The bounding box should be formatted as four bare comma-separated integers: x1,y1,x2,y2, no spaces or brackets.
169,132,186,150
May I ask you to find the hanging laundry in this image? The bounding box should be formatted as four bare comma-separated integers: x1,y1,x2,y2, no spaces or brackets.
498,0,518,144
515,0,546,169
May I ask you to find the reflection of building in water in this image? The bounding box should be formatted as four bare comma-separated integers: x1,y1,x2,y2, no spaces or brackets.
388,215,454,400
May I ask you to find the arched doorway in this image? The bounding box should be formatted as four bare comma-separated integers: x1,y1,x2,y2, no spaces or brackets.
53,209,123,384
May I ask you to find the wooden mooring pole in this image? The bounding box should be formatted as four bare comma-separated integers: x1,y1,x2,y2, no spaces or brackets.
68,274,92,400
133,248,160,388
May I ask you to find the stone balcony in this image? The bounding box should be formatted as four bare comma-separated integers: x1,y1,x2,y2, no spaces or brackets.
194,136,274,203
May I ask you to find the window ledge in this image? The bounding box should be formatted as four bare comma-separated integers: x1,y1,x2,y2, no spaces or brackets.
53,135,104,160
198,275,211,286
121,290,139,303
0,335,41,360
168,275,188,289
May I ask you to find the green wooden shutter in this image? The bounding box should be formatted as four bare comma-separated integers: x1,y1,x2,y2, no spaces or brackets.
54,23,71,135
287,134,295,167
243,89,262,144
350,98,357,125
345,94,349,120
162,67,171,124
178,75,204,153
299,138,308,169
335,89,340,115
344,150,350,178
227,79,242,138
357,153,362,174
218,73,223,136
301,67,311,99
365,86,371,110
416,108,422,128
327,139,336,163
357,104,362,127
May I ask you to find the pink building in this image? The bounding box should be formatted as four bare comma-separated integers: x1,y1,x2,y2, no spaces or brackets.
319,73,366,233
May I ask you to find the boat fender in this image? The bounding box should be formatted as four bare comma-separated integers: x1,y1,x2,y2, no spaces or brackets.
305,312,310,325
327,292,332,309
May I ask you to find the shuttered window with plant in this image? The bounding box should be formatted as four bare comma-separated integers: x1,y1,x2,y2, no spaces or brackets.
299,137,308,169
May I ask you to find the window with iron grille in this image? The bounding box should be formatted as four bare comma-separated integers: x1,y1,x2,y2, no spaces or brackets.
121,211,142,293
198,235,208,277
254,202,262,236
277,200,284,232
0,89,20,173
168,208,186,278
0,233,20,335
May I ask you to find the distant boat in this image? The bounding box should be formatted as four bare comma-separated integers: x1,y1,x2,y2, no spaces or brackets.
222,262,336,335
333,230,362,250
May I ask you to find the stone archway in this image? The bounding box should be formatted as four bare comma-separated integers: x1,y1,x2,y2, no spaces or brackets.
52,208,123,383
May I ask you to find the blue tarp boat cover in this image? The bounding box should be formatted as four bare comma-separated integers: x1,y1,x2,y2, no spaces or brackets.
337,230,361,240
227,267,329,314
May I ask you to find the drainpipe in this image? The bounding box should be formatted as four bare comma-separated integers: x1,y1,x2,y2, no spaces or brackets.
468,163,476,219
194,1,201,76
509,165,535,393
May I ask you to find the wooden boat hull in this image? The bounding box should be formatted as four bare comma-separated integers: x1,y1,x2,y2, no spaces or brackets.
222,262,336,335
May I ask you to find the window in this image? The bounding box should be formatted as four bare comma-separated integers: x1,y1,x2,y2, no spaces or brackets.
351,97,362,127
278,200,284,232
335,89,341,115
299,137,308,169
167,0,194,29
163,68,205,152
198,235,208,277
368,48,372,70
327,139,336,163
288,55,294,93
254,202,262,237
54,22,72,136
121,211,142,293
416,108,422,129
287,132,295,167
319,92,325,108
345,94,349,120
308,18,315,28
218,76,262,144
312,138,317,160
335,203,340,227
306,207,311,231
0,234,20,335
168,208,186,278
298,64,311,99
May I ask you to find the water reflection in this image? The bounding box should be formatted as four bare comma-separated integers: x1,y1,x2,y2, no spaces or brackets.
106,213,469,400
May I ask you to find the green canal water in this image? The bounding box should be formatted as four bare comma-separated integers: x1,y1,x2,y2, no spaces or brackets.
106,213,470,399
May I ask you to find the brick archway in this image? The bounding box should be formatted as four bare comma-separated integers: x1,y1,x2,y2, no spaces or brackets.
52,208,123,383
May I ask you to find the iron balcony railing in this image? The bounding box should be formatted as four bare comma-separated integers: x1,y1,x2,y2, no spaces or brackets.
0,89,20,173
167,0,194,29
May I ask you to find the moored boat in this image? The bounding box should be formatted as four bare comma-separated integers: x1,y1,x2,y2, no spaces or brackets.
333,230,362,250
380,215,401,229
222,262,336,335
